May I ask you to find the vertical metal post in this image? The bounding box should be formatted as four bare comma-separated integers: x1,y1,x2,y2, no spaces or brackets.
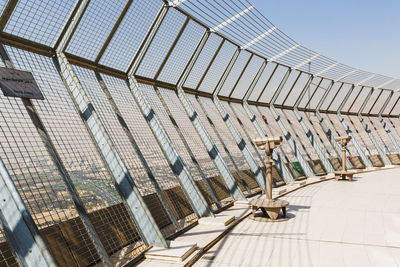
315,81,353,169
176,31,246,200
0,157,55,267
213,48,266,190
269,69,315,177
378,92,400,154
54,2,168,248
357,89,391,165
337,85,373,167
95,72,179,228
242,61,294,182
126,6,213,217
0,45,113,265
294,75,334,172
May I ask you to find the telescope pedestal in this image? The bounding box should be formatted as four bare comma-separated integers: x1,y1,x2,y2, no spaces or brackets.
249,198,289,222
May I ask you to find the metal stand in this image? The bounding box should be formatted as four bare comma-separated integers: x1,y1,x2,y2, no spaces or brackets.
250,136,289,221
334,136,354,181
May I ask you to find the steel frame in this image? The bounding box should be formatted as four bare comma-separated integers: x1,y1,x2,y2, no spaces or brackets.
126,5,213,219
357,88,391,165
213,47,266,190
54,1,169,249
293,75,334,172
242,61,294,182
269,69,315,177
176,31,247,200
336,85,373,167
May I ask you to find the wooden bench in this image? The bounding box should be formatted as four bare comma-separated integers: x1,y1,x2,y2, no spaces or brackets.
249,198,289,222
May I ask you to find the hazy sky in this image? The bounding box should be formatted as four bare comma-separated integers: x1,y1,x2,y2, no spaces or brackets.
251,0,400,79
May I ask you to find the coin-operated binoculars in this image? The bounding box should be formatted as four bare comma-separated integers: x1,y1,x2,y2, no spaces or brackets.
334,136,354,181
254,136,283,199
251,136,289,221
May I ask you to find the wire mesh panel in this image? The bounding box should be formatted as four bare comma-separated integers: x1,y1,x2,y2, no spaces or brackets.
383,92,400,115
1,47,104,265
196,97,259,189
184,33,223,89
70,66,184,238
217,50,251,97
297,77,321,109
322,113,359,156
6,46,152,264
328,84,353,112
306,79,332,110
197,41,237,93
198,97,248,169
66,0,129,60
345,115,378,155
362,90,381,114
281,110,319,160
367,117,396,154
220,101,264,167
230,56,264,99
273,108,313,160
342,86,363,112
253,106,303,177
386,118,400,144
186,94,238,172
0,1,9,14
0,226,19,267
158,21,205,84
99,0,162,71
274,70,302,106
248,62,278,101
136,8,187,78
100,78,196,228
303,111,338,158
4,0,76,46
319,82,342,111
140,85,221,208
255,106,298,162
157,88,233,204
258,65,289,104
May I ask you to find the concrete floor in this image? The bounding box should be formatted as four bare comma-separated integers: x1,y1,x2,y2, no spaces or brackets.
195,168,400,267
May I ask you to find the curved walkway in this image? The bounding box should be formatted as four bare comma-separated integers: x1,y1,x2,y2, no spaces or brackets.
195,168,400,267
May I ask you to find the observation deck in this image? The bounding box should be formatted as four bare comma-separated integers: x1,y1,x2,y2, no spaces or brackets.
0,0,399,266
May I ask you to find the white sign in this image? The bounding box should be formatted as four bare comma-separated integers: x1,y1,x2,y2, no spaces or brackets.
0,67,44,100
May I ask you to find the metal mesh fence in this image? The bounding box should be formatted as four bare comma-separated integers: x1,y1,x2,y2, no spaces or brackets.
158,20,205,84
0,226,19,267
99,0,163,71
184,33,223,89
136,8,187,78
4,0,76,46
66,0,128,60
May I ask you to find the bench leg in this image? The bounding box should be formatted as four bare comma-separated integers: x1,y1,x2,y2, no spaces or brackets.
282,207,287,218
252,206,258,216
260,207,268,218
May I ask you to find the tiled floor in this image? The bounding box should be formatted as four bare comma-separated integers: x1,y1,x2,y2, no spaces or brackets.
195,168,400,267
